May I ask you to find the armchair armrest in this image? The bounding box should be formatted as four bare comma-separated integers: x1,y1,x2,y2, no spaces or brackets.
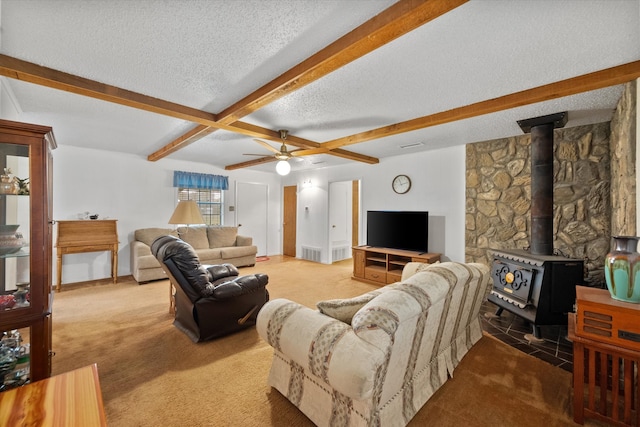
257,298,385,400
131,240,152,257
212,273,268,299
236,235,253,246
206,263,239,281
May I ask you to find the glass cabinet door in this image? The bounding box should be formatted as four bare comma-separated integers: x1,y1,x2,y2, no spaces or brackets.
0,145,32,389
0,146,30,311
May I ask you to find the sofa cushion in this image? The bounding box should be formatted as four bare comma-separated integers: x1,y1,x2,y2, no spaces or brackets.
135,228,178,246
220,245,257,259
317,290,385,324
208,227,238,248
196,248,223,262
177,226,209,249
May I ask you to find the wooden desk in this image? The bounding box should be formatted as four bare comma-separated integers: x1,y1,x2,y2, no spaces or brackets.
0,364,107,426
570,287,640,426
56,219,118,292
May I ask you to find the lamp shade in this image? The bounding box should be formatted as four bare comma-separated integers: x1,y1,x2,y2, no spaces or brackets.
168,200,205,225
276,160,291,176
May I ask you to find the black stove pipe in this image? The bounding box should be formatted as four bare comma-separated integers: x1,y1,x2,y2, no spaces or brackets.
516,111,568,256
530,123,554,255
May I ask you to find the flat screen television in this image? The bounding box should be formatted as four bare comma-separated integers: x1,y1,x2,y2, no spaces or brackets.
366,210,429,253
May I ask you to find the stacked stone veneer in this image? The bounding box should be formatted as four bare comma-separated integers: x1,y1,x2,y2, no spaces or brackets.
466,80,637,287
465,122,611,286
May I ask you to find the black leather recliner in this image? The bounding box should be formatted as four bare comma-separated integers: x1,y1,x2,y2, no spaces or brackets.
151,235,269,342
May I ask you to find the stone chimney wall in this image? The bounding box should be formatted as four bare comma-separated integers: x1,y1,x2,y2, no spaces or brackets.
465,81,637,287
610,80,637,236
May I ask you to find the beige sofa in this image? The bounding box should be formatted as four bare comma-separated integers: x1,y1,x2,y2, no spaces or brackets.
257,261,490,426
131,226,257,283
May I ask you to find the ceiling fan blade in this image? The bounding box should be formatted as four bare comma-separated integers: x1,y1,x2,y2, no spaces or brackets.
243,153,270,156
253,139,280,154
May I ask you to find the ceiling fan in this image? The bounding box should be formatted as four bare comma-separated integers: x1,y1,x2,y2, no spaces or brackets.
245,129,297,175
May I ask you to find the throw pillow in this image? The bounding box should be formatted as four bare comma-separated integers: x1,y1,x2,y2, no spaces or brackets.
415,261,440,273
317,291,381,324
135,228,178,247
177,226,209,249
208,227,238,248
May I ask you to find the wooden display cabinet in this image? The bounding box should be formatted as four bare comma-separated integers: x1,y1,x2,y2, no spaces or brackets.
0,119,56,389
352,246,441,285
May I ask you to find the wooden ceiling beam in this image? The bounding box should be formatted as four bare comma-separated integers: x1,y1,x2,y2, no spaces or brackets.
322,60,640,150
224,144,379,170
225,156,277,171
0,54,326,159
216,0,468,125
0,54,220,125
153,0,467,163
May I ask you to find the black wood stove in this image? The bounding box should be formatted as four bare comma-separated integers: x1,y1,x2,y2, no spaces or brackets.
488,249,583,338
487,112,585,340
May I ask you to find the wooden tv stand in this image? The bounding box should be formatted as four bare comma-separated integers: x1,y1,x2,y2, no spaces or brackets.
352,246,441,285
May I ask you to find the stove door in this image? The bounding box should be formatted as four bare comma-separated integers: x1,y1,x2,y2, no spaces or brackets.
491,259,536,305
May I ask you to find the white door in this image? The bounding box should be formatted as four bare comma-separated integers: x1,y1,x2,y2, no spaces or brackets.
236,182,268,256
328,181,352,263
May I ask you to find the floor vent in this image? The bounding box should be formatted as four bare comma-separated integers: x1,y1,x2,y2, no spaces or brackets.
332,245,350,262
301,246,322,263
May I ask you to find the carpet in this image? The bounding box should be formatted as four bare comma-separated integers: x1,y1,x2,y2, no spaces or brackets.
50,257,594,426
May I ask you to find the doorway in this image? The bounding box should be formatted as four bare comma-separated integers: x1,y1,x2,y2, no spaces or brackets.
282,185,296,257
328,180,360,263
236,182,268,256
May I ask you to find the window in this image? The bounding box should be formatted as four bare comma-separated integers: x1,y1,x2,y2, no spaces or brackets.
177,188,223,225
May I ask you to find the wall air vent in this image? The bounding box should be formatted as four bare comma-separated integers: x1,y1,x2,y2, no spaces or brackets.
301,246,322,263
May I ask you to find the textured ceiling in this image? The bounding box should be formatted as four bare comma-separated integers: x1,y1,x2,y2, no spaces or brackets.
0,0,638,174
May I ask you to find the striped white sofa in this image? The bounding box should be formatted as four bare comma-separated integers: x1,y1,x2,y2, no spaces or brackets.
256,261,490,427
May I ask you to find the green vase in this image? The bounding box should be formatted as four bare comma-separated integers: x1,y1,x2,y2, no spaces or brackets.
604,236,640,303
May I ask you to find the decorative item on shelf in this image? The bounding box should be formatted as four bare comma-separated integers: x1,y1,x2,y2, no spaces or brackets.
89,214,99,220
0,331,28,389
0,168,18,195
12,283,29,307
15,177,29,195
0,295,15,310
0,225,26,255
604,235,640,303
0,341,17,391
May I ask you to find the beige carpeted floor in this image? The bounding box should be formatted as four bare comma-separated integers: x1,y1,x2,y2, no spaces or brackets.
51,257,594,426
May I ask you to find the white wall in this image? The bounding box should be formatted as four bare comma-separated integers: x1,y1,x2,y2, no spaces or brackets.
52,145,282,285
284,144,467,263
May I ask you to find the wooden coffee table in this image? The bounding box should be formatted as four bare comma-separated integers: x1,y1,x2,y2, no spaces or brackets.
0,363,107,426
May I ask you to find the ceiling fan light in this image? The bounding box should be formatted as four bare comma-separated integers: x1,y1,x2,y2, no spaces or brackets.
276,160,291,176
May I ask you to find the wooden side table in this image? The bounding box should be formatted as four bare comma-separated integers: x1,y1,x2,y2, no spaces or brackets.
570,287,640,426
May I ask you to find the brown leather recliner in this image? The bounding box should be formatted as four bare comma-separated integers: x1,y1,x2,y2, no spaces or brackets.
151,235,269,342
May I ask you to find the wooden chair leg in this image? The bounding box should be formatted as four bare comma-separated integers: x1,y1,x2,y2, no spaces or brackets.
169,281,176,315
238,305,258,325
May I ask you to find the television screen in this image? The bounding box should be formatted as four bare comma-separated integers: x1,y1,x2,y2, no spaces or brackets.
366,210,429,253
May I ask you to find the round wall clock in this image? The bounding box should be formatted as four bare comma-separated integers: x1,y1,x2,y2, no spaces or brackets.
392,174,411,194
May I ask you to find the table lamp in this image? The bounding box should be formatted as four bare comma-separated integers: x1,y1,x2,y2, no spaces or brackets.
169,200,205,226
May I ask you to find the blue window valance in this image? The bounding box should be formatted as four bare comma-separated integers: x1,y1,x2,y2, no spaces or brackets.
173,170,229,190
